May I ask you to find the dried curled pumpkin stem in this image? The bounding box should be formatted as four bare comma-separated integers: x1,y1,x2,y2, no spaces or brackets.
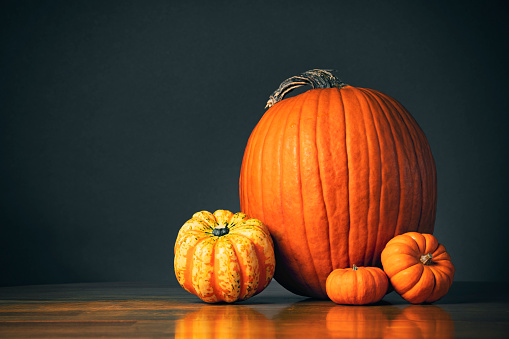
265,69,348,109
420,253,433,265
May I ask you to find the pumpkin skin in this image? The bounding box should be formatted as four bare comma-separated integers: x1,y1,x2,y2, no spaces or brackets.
239,69,437,298
326,265,388,305
381,232,454,304
174,210,275,303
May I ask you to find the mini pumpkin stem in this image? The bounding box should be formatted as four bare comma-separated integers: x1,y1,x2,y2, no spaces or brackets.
352,264,358,271
420,253,433,265
265,69,348,109
212,225,229,237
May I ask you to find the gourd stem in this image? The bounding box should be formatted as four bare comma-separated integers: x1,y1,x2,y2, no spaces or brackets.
353,264,358,271
212,225,229,237
266,69,348,108
420,253,433,265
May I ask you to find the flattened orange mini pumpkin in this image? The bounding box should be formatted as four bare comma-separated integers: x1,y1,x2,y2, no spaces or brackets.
326,265,388,305
381,232,455,304
174,210,275,303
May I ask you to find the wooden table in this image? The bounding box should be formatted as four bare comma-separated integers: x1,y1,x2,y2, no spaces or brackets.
1,281,508,338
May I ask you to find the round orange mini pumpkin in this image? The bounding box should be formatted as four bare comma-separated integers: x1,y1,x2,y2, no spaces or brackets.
239,69,437,298
174,210,275,303
326,265,389,305
381,232,455,304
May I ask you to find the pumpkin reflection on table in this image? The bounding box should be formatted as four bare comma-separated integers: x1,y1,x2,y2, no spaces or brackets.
175,304,276,339
174,300,454,339
326,305,393,338
386,305,454,339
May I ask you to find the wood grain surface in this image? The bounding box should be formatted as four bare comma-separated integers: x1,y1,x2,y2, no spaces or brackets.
0,281,508,338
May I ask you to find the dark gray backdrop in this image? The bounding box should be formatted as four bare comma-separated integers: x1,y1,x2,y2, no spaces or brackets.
1,0,508,286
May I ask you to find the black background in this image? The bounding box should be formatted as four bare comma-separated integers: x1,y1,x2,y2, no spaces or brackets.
1,0,508,287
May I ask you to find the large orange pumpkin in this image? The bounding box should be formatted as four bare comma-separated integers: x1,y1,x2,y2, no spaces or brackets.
239,69,437,298
174,210,275,303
